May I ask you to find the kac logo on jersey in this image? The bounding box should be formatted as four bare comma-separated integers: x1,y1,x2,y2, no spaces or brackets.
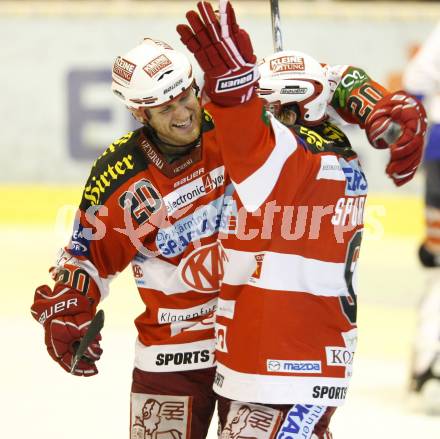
180,242,227,293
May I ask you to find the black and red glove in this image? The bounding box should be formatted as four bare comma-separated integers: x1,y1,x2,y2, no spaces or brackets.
177,0,259,106
365,90,427,186
31,284,102,376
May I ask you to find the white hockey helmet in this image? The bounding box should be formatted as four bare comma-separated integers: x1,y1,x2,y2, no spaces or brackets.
111,38,195,109
257,50,330,125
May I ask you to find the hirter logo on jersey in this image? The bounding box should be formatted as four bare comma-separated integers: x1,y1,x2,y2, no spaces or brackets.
143,54,172,78
270,56,305,73
113,57,136,83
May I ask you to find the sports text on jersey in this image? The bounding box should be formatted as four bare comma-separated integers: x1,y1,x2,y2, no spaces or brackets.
163,166,225,214
331,196,366,228
155,350,210,366
312,386,347,400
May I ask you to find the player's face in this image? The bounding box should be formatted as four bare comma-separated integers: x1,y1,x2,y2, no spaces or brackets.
278,107,297,126
148,89,202,146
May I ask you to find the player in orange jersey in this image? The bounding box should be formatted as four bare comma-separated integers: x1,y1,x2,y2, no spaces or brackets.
177,1,427,437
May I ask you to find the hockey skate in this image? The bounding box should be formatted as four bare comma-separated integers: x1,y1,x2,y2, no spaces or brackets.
410,355,440,415
409,271,440,414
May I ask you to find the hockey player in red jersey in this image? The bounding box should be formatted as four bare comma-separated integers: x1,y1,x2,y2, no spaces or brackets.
30,38,228,439
177,1,427,437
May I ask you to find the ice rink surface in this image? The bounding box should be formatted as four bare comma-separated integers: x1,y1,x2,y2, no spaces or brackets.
2,193,440,438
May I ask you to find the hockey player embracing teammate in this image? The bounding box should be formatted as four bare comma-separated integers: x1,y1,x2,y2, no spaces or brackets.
177,0,427,437
30,0,426,438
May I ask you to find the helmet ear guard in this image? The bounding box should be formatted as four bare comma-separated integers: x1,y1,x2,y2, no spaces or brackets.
257,51,330,126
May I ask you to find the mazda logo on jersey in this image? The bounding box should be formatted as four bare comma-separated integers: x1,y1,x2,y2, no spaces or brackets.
180,242,227,293
267,360,281,371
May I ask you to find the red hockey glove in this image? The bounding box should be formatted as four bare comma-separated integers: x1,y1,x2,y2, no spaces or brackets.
31,284,102,376
177,0,259,106
365,90,427,186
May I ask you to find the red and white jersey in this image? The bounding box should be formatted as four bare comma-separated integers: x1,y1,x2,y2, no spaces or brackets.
52,110,231,372
206,97,366,406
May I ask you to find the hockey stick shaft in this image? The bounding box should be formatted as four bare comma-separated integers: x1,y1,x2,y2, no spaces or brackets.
270,0,283,52
70,309,105,374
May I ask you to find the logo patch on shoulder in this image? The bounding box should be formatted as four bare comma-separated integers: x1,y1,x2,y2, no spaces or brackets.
316,155,345,181
339,158,368,196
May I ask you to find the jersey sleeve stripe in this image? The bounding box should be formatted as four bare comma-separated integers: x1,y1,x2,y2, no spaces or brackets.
56,249,115,300
232,115,297,212
222,248,348,297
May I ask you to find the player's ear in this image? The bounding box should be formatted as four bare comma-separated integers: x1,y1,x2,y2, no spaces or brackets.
130,107,150,125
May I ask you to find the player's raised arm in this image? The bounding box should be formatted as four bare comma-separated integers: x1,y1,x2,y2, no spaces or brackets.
177,1,304,212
